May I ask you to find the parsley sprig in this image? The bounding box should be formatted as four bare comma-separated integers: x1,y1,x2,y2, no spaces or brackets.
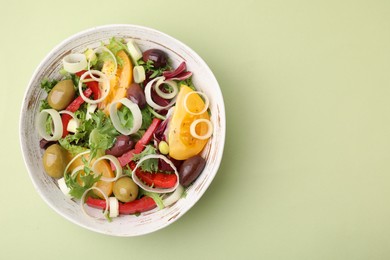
64,160,101,199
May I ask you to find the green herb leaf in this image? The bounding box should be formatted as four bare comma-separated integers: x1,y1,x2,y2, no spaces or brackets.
139,59,171,79
40,78,58,93
117,106,134,130
84,48,98,67
140,189,164,209
64,168,101,199
150,70,160,79
140,107,153,130
59,137,88,156
132,145,158,172
64,73,81,94
88,110,119,159
45,116,53,135
117,105,153,132
58,109,118,157
105,37,129,67
39,99,51,111
123,165,132,177
177,76,196,91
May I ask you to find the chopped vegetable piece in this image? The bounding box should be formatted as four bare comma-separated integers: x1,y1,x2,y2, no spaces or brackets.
134,118,161,153
86,196,157,215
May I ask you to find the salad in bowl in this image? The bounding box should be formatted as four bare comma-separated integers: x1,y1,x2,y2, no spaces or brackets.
20,25,225,236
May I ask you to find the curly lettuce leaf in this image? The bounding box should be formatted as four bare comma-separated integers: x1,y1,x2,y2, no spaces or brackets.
59,109,118,158
39,99,51,111
64,166,101,199
118,106,152,131
88,110,118,159
140,189,164,210
40,78,58,93
94,37,128,69
131,145,158,172
138,59,171,79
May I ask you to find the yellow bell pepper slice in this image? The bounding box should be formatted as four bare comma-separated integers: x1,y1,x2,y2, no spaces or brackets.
99,50,133,114
168,85,210,160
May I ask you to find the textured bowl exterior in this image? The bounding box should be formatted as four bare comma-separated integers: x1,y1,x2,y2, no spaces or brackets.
19,24,225,236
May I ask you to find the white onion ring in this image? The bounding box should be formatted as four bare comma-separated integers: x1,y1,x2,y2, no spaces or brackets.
81,186,109,220
144,76,177,110
78,70,110,104
132,154,179,193
62,53,87,73
109,98,142,135
36,109,63,141
91,155,122,182
87,46,117,80
190,119,213,140
183,91,210,115
133,65,145,83
70,165,85,178
162,184,184,207
154,78,178,100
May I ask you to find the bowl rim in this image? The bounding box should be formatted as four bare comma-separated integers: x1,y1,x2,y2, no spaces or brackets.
19,24,226,236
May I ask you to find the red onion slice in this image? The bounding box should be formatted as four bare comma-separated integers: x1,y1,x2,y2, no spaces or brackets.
163,62,186,79
170,71,193,81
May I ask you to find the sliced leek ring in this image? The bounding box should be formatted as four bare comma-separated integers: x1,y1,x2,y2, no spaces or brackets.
91,155,122,182
190,119,213,140
78,70,110,104
109,98,142,135
36,109,63,141
63,53,87,73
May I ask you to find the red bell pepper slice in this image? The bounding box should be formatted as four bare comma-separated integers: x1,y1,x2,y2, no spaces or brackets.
61,88,93,137
86,197,107,209
86,81,100,100
119,196,156,215
66,88,93,113
86,196,156,215
116,149,135,168
134,118,161,153
61,115,71,137
129,161,177,189
135,170,177,189
61,71,101,137
75,70,100,100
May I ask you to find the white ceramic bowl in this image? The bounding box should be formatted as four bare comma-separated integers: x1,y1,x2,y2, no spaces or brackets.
19,24,225,236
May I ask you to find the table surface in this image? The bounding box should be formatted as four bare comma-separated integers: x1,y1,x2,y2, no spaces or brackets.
2,0,390,259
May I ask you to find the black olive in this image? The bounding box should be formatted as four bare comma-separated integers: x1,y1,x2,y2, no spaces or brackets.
178,155,206,187
127,83,146,109
106,135,135,157
142,49,168,68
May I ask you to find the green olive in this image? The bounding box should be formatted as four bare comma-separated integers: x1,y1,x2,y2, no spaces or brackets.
42,144,69,179
47,79,75,110
113,177,139,202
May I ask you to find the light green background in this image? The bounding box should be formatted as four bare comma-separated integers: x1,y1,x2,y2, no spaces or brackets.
1,0,390,259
